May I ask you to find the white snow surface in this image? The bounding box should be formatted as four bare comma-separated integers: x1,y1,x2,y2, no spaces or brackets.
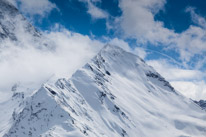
1,45,206,137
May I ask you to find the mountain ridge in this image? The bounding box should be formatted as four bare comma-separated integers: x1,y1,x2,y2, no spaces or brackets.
0,1,205,137
3,44,206,137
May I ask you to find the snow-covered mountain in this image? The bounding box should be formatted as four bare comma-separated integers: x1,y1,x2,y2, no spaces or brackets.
1,45,206,137
0,0,37,40
0,0,53,49
0,1,206,137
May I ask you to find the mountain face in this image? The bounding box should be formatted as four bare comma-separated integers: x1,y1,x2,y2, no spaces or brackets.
0,0,39,40
1,45,206,137
0,1,206,137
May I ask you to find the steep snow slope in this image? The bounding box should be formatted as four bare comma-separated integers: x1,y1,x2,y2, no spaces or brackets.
3,45,206,137
0,83,37,136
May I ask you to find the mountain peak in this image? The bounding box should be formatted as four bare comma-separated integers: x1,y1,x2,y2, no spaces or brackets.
2,45,206,137
1,1,206,136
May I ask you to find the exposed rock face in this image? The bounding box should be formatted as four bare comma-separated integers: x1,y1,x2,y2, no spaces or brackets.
194,100,206,110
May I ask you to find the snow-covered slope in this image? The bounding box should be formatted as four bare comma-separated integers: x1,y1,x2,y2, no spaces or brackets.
0,1,205,136
2,45,206,137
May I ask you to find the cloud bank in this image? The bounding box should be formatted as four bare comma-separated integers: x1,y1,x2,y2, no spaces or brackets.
0,24,104,92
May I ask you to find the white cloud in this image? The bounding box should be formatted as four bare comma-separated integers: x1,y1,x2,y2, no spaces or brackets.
9,0,57,17
118,0,172,44
80,0,108,19
186,7,206,29
147,60,205,81
171,81,206,101
176,26,206,62
87,2,108,19
109,38,147,59
147,59,206,100
109,38,131,51
133,47,147,59
0,24,104,91
116,0,206,64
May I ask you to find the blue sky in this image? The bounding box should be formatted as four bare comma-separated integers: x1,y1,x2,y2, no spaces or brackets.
35,0,120,36
36,0,206,35
32,0,206,70
9,0,206,100
156,0,206,32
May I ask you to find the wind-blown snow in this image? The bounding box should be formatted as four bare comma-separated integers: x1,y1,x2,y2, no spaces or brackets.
1,45,206,137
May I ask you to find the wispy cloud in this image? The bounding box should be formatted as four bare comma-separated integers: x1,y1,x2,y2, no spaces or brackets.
79,0,108,19
186,7,206,29
108,38,147,59
8,0,58,18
